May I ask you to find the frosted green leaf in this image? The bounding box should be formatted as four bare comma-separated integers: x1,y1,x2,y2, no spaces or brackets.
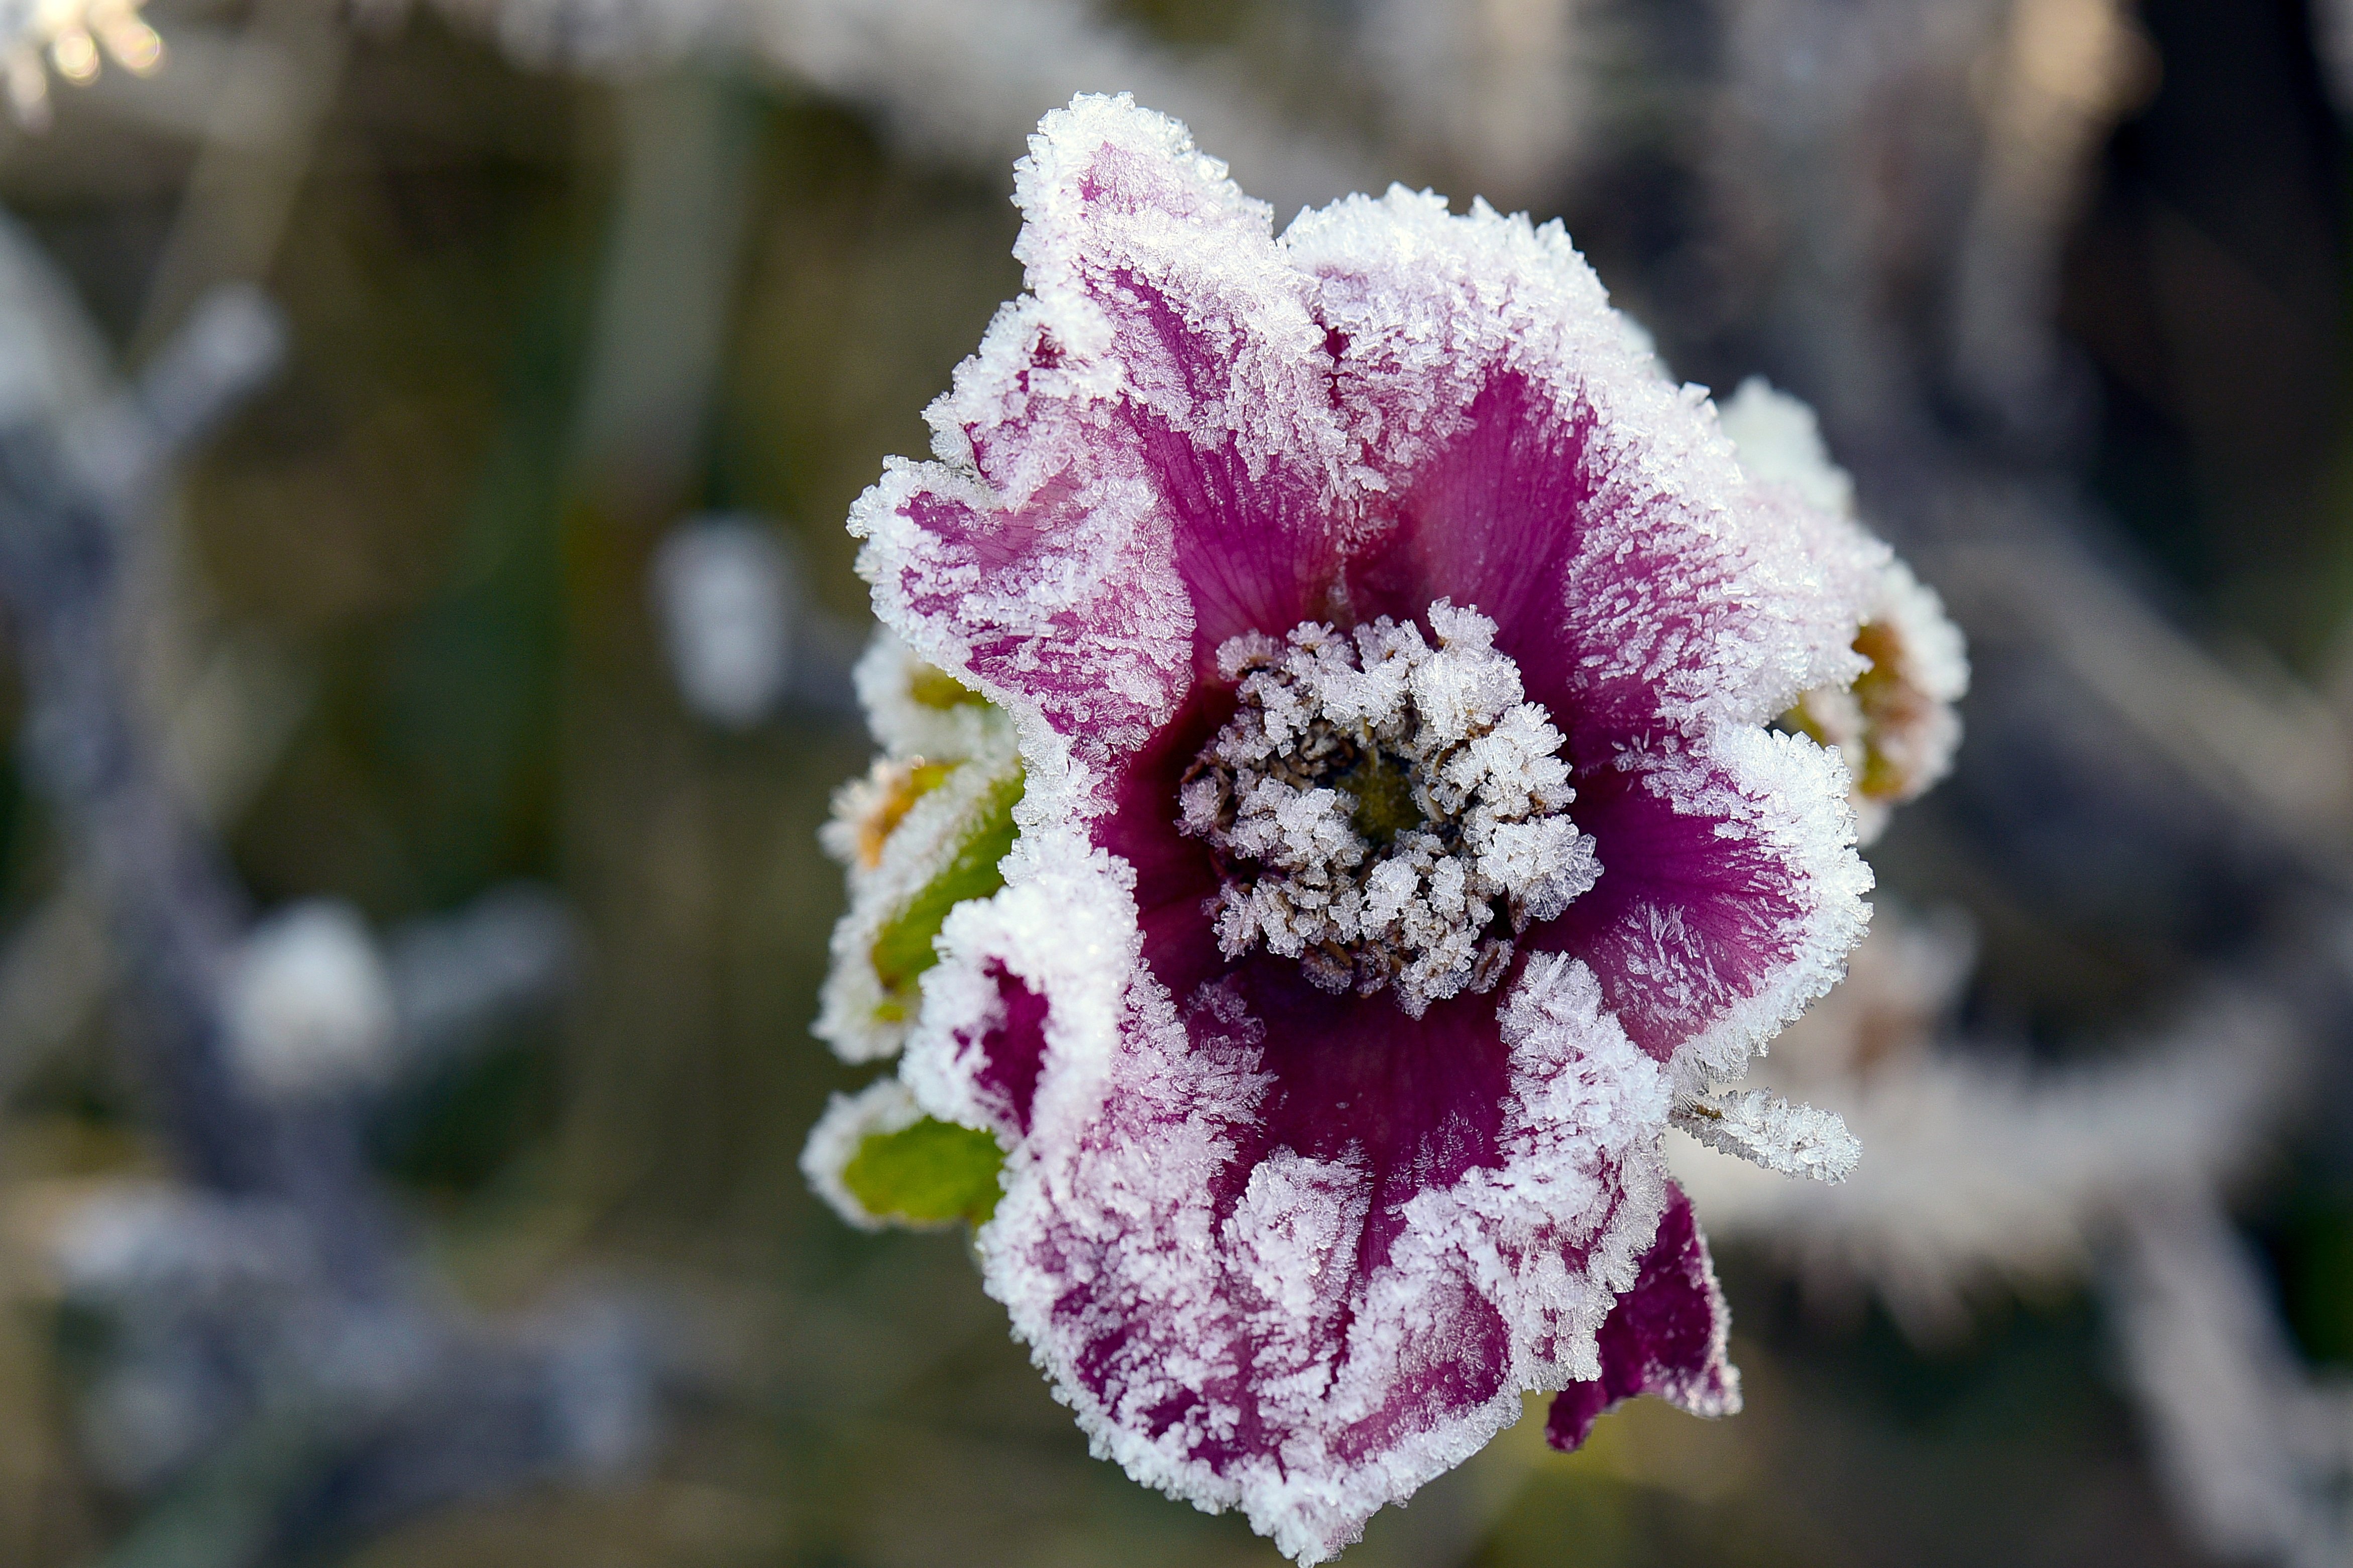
868,764,1023,1019
907,663,990,710
839,1115,1005,1226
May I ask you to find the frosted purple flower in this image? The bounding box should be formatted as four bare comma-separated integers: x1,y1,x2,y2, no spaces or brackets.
813,94,1936,1562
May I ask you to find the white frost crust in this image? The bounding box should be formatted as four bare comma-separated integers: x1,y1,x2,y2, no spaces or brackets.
1190,605,1598,1015
1631,723,1875,1096
1717,377,1969,844
912,837,1677,1562
814,722,1022,1063
850,625,1013,763
1853,557,1969,842
1671,1087,1859,1183
1282,188,1882,729
1875,558,1970,711
799,1075,929,1232
1665,1206,1742,1421
1716,375,1855,518
897,823,1139,1137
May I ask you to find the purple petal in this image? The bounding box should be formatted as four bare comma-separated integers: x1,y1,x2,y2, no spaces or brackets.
1532,729,1870,1080
1289,187,1883,731
972,964,1050,1136
905,854,1676,1564
1546,1181,1740,1452
854,96,1355,784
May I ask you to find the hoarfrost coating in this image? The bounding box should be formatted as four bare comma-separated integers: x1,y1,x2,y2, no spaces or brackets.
816,94,1961,1562
1717,377,1968,843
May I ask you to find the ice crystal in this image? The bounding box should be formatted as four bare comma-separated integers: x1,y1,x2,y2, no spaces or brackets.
1719,377,1969,842
1180,606,1597,1015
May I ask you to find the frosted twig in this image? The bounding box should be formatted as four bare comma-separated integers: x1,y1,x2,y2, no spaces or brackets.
2109,1193,2353,1568
1673,915,2305,1340
1357,0,1595,201
131,0,350,349
1671,1088,1860,1183
1932,514,2353,854
0,220,658,1563
1947,0,2153,427
437,0,1376,213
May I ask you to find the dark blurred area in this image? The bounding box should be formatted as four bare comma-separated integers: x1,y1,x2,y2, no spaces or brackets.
0,1,2347,1565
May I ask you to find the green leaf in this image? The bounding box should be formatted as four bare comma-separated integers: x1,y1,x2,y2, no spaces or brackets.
839,1116,1005,1226
868,764,1023,1010
907,663,989,710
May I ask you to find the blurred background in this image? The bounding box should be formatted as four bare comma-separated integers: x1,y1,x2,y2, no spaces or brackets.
0,0,2347,1563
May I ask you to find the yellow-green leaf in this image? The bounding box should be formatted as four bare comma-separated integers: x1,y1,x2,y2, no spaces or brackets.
840,1116,1005,1226
907,664,989,710
868,764,1023,1010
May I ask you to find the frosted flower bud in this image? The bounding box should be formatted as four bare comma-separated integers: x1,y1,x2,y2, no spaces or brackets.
1719,377,1969,843
815,634,1022,1065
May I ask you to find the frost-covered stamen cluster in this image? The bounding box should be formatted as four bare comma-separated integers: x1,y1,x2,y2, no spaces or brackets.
1179,602,1599,1017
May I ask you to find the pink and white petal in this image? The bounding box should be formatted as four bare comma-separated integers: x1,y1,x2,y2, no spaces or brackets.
856,455,1193,812
1545,1181,1740,1452
924,885,1677,1562
853,95,1359,813
898,825,1141,1141
1284,189,1881,731
1537,724,1872,1089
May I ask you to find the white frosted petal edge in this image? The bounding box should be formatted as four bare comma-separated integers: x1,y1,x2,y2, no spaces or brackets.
1717,375,1856,518
850,625,1014,763
1652,724,1875,1093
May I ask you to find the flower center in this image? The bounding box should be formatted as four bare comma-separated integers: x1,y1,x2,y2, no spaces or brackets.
1177,600,1599,1018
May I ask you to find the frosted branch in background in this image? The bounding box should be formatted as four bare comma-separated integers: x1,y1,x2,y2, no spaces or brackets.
0,232,307,1104
1712,0,2008,431
1359,0,1592,202
2111,1195,2353,1568
1670,909,2306,1339
443,0,1374,214
0,201,657,1564
1934,522,2353,847
1948,0,2156,427
387,882,579,1067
